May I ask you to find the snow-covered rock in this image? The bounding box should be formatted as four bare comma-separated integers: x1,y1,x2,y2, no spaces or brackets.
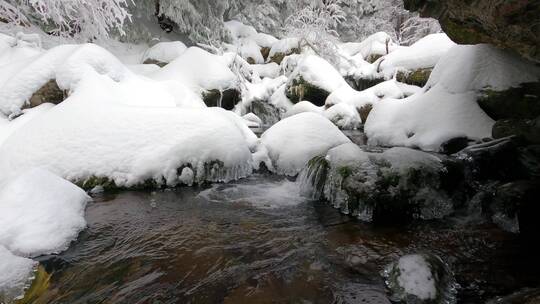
0,72,257,188
364,44,537,151
377,33,456,79
251,63,280,79
268,38,300,64
324,103,362,130
339,32,398,60
141,41,187,65
0,169,89,256
260,112,350,175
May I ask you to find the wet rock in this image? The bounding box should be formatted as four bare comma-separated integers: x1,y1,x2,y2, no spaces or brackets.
487,288,540,304
142,58,167,67
300,144,456,223
517,145,540,179
27,79,66,108
285,76,330,106
490,181,540,238
396,68,432,88
404,0,540,62
492,117,540,144
202,88,241,110
248,100,281,126
478,83,540,120
345,75,386,91
439,137,470,155
382,253,457,304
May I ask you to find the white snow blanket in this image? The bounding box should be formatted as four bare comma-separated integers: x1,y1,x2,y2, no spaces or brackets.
365,44,540,151
260,112,351,175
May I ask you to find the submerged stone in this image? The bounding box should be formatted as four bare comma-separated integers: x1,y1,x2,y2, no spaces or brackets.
382,253,457,304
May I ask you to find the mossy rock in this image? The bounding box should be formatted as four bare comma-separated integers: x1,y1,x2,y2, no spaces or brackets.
492,118,540,144
286,76,330,106
269,47,300,65
478,82,540,120
345,75,386,91
249,99,281,126
396,68,432,87
142,58,167,67
202,88,241,110
246,57,256,65
26,79,66,109
16,265,51,304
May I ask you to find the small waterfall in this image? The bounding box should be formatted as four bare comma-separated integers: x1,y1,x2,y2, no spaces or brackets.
297,155,329,200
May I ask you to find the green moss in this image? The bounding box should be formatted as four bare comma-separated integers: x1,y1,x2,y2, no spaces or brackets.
16,265,51,304
337,166,353,179
396,68,432,87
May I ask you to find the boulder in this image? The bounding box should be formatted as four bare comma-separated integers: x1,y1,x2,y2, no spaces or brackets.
403,0,540,62
487,288,540,304
142,58,167,67
27,79,66,109
268,47,300,65
492,117,540,144
478,82,540,120
285,76,331,106
202,89,241,110
396,68,432,88
382,253,458,304
344,75,386,91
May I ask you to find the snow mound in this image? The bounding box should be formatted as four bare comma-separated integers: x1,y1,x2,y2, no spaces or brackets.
0,73,257,187
339,32,398,59
428,44,540,93
142,41,187,64
365,44,526,151
153,47,237,91
0,43,128,116
260,112,350,175
0,169,89,257
378,33,456,78
289,55,348,93
284,101,323,118
269,38,300,58
251,63,280,79
324,103,362,130
0,245,36,303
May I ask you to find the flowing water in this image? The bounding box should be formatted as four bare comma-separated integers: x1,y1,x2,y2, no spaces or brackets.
31,174,540,304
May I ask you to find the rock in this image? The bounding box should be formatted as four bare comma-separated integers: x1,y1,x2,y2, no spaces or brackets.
382,253,458,304
285,76,331,106
300,144,457,223
344,75,386,91
492,118,540,144
403,0,540,62
517,145,540,179
27,79,66,109
260,47,271,62
268,47,300,65
366,53,383,64
478,82,540,120
359,103,373,124
439,137,470,155
202,89,241,110
396,68,432,88
490,181,540,238
487,288,540,304
248,99,281,126
142,58,167,67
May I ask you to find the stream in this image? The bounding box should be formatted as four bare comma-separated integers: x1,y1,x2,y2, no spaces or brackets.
31,174,539,304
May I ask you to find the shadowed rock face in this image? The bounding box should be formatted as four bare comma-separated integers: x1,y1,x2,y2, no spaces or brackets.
403,0,540,62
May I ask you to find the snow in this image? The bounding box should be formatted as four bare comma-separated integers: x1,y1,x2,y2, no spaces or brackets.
377,33,456,78
260,112,350,175
428,44,540,93
0,103,54,146
241,76,287,108
0,71,257,187
141,41,187,64
0,43,129,116
0,169,89,257
396,254,437,300
236,39,264,64
269,38,300,58
251,63,280,79
338,32,398,59
225,20,258,42
288,55,348,93
0,245,36,303
242,113,263,127
153,47,237,92
364,44,529,151
324,103,362,130
253,33,278,48
284,101,323,118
